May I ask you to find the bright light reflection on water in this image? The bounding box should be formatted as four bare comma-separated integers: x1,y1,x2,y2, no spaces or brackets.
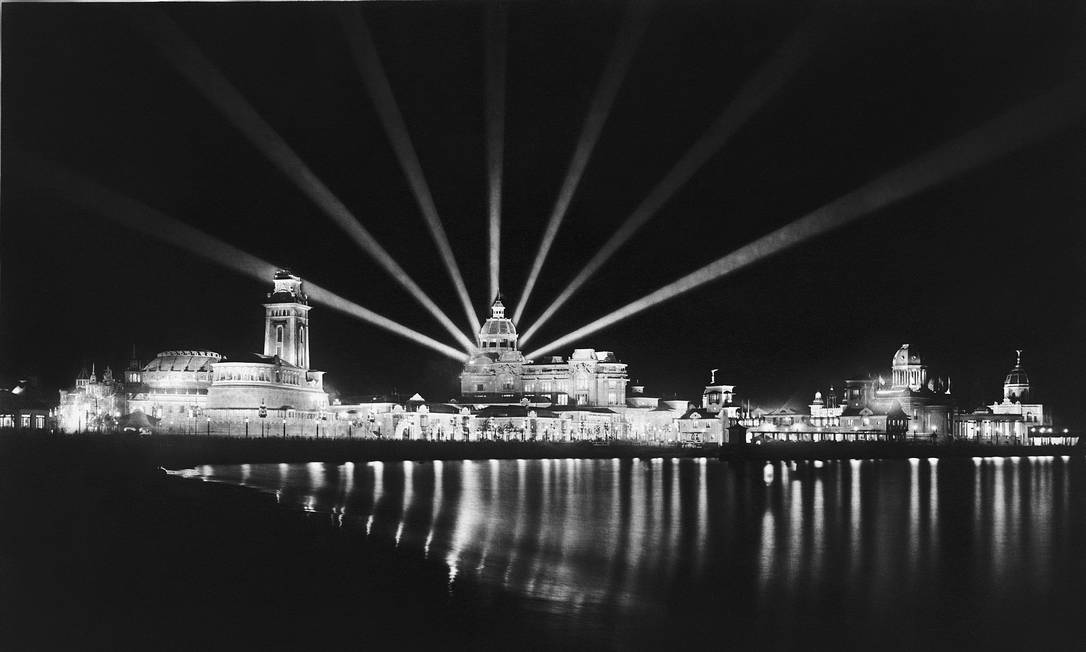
189,456,1086,649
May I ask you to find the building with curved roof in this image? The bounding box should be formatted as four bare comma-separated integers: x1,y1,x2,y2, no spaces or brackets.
954,350,1052,443
459,296,628,408
118,270,329,435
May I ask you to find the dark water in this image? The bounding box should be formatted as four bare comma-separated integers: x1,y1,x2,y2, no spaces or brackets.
182,455,1086,649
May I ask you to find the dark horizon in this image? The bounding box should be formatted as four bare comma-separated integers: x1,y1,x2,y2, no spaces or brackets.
2,1,1084,422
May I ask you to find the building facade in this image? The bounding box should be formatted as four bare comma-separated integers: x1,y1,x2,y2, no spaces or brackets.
460,297,628,407
125,351,220,431
58,365,125,432
743,344,948,443
2,379,54,431
953,350,1061,445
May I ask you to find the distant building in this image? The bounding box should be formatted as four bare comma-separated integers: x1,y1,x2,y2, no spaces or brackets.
328,295,650,442
675,371,740,444
460,297,628,407
616,384,685,442
953,350,1063,444
58,365,125,432
743,344,948,443
1,379,54,430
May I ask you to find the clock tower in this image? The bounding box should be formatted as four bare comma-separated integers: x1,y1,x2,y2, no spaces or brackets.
263,269,311,369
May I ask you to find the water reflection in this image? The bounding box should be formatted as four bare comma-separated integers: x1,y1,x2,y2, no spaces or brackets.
189,456,1085,648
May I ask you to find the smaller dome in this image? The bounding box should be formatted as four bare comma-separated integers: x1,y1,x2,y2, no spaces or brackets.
1004,350,1029,387
892,343,922,367
483,320,515,335
1004,370,1029,386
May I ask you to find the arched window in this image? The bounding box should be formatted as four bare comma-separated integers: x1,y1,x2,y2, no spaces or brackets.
298,326,306,367
275,325,284,357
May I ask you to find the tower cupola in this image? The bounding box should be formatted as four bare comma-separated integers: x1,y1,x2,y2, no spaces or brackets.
1003,349,1030,402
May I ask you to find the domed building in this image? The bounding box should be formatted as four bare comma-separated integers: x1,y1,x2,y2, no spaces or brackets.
125,351,222,431
954,350,1053,444
1001,350,1031,403
460,295,629,408
873,343,953,436
891,343,927,390
742,343,952,443
122,270,330,436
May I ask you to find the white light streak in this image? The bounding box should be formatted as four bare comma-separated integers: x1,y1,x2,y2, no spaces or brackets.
425,460,444,558
369,461,384,537
486,3,507,303
524,78,1086,359
512,0,654,324
142,14,476,351
519,23,817,345
396,461,414,548
447,461,483,589
339,8,481,336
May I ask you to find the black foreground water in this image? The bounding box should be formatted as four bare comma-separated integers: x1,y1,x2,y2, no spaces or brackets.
184,456,1086,650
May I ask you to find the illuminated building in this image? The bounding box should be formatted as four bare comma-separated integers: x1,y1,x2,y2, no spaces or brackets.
675,372,740,444
953,350,1064,444
617,384,687,442
460,297,628,407
204,270,329,430
125,351,220,431
1,379,53,431
120,270,330,435
743,344,947,443
57,365,125,432
870,344,953,436
329,296,643,442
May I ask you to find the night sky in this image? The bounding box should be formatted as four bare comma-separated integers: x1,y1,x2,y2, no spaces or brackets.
2,1,1084,423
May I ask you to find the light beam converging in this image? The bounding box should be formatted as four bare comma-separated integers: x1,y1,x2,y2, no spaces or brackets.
338,7,482,336
139,14,476,353
485,3,508,303
22,157,468,362
511,0,655,325
524,78,1086,360
518,24,818,346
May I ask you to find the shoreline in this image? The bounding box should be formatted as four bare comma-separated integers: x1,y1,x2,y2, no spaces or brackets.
35,432,719,470
4,431,1079,471
0,432,561,650
719,440,1082,462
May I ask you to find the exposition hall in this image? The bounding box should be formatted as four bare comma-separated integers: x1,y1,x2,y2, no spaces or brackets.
48,271,1071,446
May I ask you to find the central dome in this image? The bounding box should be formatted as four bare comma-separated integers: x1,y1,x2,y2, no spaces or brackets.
1004,350,1029,387
482,319,515,336
477,295,519,352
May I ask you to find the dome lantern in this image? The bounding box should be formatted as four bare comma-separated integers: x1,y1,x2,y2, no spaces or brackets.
1003,349,1030,402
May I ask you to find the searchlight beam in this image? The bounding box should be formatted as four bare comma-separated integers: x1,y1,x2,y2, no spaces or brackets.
141,14,476,353
24,157,468,362
485,3,508,304
512,0,655,325
519,24,817,346
524,79,1086,360
339,7,482,335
